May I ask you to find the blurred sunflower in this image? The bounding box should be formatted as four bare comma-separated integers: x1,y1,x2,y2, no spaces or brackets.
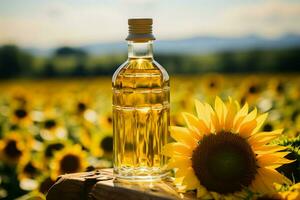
50,144,88,179
10,86,31,107
89,132,113,159
74,95,94,116
0,132,30,165
17,155,42,191
163,97,293,199
39,110,67,140
201,74,224,97
77,101,88,114
99,134,113,157
268,78,287,98
10,106,32,128
238,78,263,105
42,140,66,160
278,183,300,200
99,113,113,131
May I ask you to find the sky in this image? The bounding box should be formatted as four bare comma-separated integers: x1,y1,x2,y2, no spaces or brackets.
0,0,300,47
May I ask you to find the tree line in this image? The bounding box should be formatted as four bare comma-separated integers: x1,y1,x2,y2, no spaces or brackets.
0,45,299,79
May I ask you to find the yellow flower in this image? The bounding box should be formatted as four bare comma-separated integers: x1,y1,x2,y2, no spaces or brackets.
50,144,88,179
238,77,263,105
99,113,113,131
18,155,42,180
163,97,293,199
42,140,66,160
90,131,113,159
17,155,43,191
268,78,286,97
39,110,68,141
201,74,224,97
0,132,30,165
279,183,300,200
10,106,33,127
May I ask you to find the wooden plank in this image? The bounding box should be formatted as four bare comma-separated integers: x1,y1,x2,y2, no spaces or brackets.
46,169,196,200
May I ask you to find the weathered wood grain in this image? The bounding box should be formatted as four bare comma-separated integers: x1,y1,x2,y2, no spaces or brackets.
46,169,196,200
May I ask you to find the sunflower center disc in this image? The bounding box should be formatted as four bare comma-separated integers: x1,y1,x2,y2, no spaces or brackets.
192,132,257,194
60,154,80,173
4,140,22,158
100,136,113,152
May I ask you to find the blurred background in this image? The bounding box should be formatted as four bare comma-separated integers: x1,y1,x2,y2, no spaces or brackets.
0,0,300,199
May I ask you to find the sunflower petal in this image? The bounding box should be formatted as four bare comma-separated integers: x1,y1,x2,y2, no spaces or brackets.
233,103,249,131
258,167,292,185
195,99,210,126
238,120,257,138
167,156,192,170
251,173,272,194
240,108,257,125
249,129,283,147
197,185,210,199
257,153,294,168
162,143,192,157
195,99,205,119
170,126,198,148
174,177,184,185
188,126,203,140
214,96,227,128
182,112,210,134
211,112,221,133
176,167,189,178
257,169,277,193
253,145,287,155
252,113,268,134
224,97,237,132
210,192,222,200
204,103,214,126
182,168,200,190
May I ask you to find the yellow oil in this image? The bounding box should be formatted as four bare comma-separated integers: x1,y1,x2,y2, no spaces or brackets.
112,57,170,180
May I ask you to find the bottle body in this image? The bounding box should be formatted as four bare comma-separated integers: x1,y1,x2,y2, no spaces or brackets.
112,41,170,180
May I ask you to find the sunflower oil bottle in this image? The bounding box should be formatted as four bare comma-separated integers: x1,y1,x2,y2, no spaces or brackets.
112,18,170,181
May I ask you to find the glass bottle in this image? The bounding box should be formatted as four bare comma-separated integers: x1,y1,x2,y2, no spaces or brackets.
112,18,170,181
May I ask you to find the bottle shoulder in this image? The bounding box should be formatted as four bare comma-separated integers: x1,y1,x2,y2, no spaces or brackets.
112,58,169,84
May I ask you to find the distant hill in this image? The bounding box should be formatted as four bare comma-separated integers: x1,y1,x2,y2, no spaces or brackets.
25,34,300,56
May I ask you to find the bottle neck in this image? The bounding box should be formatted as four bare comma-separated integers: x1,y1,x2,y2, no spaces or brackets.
128,41,153,59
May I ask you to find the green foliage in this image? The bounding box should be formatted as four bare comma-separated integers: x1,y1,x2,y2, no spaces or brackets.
275,136,300,183
0,45,33,78
0,45,300,79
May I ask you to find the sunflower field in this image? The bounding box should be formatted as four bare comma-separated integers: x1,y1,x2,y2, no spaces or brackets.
0,74,300,199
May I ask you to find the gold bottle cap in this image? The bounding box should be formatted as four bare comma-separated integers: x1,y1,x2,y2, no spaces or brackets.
126,18,156,42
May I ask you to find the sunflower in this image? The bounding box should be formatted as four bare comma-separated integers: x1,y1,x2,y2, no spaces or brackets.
17,155,42,191
50,144,88,179
268,78,286,98
89,131,113,159
238,77,263,105
99,134,113,157
163,97,293,199
99,113,113,131
18,156,42,180
10,106,33,128
201,74,224,97
42,140,66,160
0,132,29,165
9,86,31,107
73,95,94,116
278,183,300,200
